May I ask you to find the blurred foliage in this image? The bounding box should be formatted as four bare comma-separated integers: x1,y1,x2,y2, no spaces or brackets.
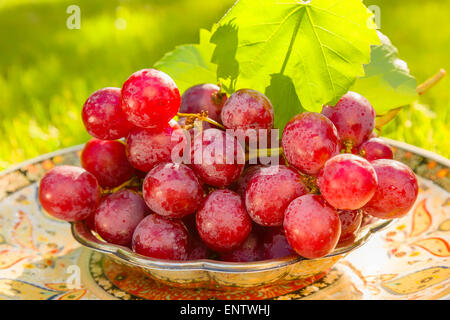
0,0,449,170
0,0,235,169
366,0,450,158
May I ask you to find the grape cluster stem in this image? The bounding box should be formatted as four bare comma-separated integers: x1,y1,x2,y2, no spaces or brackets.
177,111,225,130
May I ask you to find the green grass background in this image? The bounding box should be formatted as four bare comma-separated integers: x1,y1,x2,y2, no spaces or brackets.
0,0,449,170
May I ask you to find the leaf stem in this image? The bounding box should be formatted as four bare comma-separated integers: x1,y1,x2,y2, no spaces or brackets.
417,69,446,95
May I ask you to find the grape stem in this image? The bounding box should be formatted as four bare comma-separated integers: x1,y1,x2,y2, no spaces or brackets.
417,69,446,95
342,140,354,154
101,176,142,195
302,174,319,195
245,147,283,162
177,112,226,130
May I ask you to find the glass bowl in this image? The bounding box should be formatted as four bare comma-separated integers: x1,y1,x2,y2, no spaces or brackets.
71,218,392,290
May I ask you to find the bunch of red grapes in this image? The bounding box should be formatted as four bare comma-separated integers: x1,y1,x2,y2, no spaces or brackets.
39,68,419,262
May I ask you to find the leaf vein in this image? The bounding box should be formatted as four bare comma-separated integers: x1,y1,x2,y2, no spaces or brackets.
305,7,336,96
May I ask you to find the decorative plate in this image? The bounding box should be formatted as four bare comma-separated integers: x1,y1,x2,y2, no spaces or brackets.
0,139,448,300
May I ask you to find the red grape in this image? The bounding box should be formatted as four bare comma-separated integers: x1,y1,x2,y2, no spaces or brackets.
221,89,274,131
190,128,245,188
322,92,376,147
281,112,340,176
284,194,341,259
179,84,227,128
121,69,181,128
85,194,109,230
132,214,189,260
360,211,379,228
188,235,211,260
82,87,132,140
338,209,363,241
39,166,100,221
188,234,212,260
317,154,378,210
126,119,185,172
346,145,359,155
182,214,212,260
196,190,252,252
182,213,197,233
251,222,267,238
245,165,308,226
363,159,419,219
359,138,394,161
142,163,204,219
233,165,264,197
219,231,263,262
95,190,149,246
81,139,135,189
84,211,97,231
262,227,296,260
336,234,357,248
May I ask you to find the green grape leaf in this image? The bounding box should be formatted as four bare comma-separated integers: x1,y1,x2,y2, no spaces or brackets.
351,31,418,115
213,0,380,129
154,29,217,94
